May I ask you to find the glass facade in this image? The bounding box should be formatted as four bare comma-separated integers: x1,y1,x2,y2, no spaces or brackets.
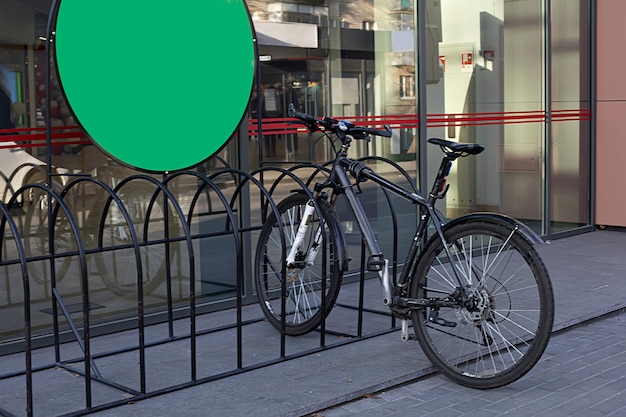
248,0,591,231
0,0,592,344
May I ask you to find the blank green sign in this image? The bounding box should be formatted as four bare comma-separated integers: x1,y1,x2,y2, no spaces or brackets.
55,0,256,172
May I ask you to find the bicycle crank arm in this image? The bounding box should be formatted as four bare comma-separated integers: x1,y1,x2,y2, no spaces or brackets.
394,297,459,309
398,314,462,341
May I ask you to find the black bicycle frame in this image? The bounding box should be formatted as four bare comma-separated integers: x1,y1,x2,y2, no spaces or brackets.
314,148,456,306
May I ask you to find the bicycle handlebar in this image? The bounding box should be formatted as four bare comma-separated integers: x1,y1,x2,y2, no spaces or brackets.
288,103,392,139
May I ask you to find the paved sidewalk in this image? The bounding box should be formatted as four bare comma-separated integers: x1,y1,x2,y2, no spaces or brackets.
89,229,626,417
313,312,626,417
2,229,626,416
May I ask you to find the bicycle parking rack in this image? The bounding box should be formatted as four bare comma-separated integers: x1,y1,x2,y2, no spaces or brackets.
0,155,423,417
0,2,424,411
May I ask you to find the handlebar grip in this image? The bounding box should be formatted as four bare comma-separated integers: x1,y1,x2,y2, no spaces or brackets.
292,110,317,124
350,125,392,138
288,103,317,124
374,125,392,138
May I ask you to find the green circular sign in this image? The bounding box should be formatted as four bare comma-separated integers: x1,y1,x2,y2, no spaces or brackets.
54,0,256,172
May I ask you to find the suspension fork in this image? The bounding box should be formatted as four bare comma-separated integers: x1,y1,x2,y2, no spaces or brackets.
285,197,317,267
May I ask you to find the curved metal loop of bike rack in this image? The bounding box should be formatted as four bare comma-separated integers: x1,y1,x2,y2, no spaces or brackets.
3,182,93,414
0,200,33,415
205,166,305,336
170,166,326,360
59,175,153,392
249,165,317,219
162,170,246,368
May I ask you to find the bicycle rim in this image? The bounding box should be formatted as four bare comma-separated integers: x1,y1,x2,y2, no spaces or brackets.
411,220,554,388
255,193,342,336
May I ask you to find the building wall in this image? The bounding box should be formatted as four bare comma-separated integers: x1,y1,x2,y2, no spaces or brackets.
596,0,626,226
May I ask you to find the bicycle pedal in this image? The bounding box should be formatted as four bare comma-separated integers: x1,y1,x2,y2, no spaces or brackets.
401,333,417,342
367,254,385,271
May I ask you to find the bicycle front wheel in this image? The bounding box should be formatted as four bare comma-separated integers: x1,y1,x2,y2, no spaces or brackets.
410,220,554,389
255,193,343,336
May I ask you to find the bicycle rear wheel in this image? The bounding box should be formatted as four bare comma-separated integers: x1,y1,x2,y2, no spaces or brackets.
255,193,343,336
410,220,554,389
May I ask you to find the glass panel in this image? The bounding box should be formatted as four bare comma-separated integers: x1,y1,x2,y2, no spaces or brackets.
333,0,419,271
0,1,242,344
250,0,420,275
248,0,418,168
550,0,590,231
432,0,544,234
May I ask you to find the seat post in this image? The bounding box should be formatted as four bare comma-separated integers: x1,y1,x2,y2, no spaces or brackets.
428,154,457,202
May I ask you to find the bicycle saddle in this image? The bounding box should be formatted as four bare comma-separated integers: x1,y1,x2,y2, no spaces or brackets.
428,138,485,155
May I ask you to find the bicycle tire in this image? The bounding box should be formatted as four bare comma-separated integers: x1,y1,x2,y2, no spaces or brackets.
410,219,554,389
255,193,344,336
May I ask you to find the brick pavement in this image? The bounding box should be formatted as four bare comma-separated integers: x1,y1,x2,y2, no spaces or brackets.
3,229,626,417
311,312,626,417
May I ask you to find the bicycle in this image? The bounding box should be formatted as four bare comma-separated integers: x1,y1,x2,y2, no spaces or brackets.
254,104,554,389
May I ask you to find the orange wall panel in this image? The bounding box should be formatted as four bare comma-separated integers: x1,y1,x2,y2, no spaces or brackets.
597,0,626,100
595,0,626,226
596,101,626,226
